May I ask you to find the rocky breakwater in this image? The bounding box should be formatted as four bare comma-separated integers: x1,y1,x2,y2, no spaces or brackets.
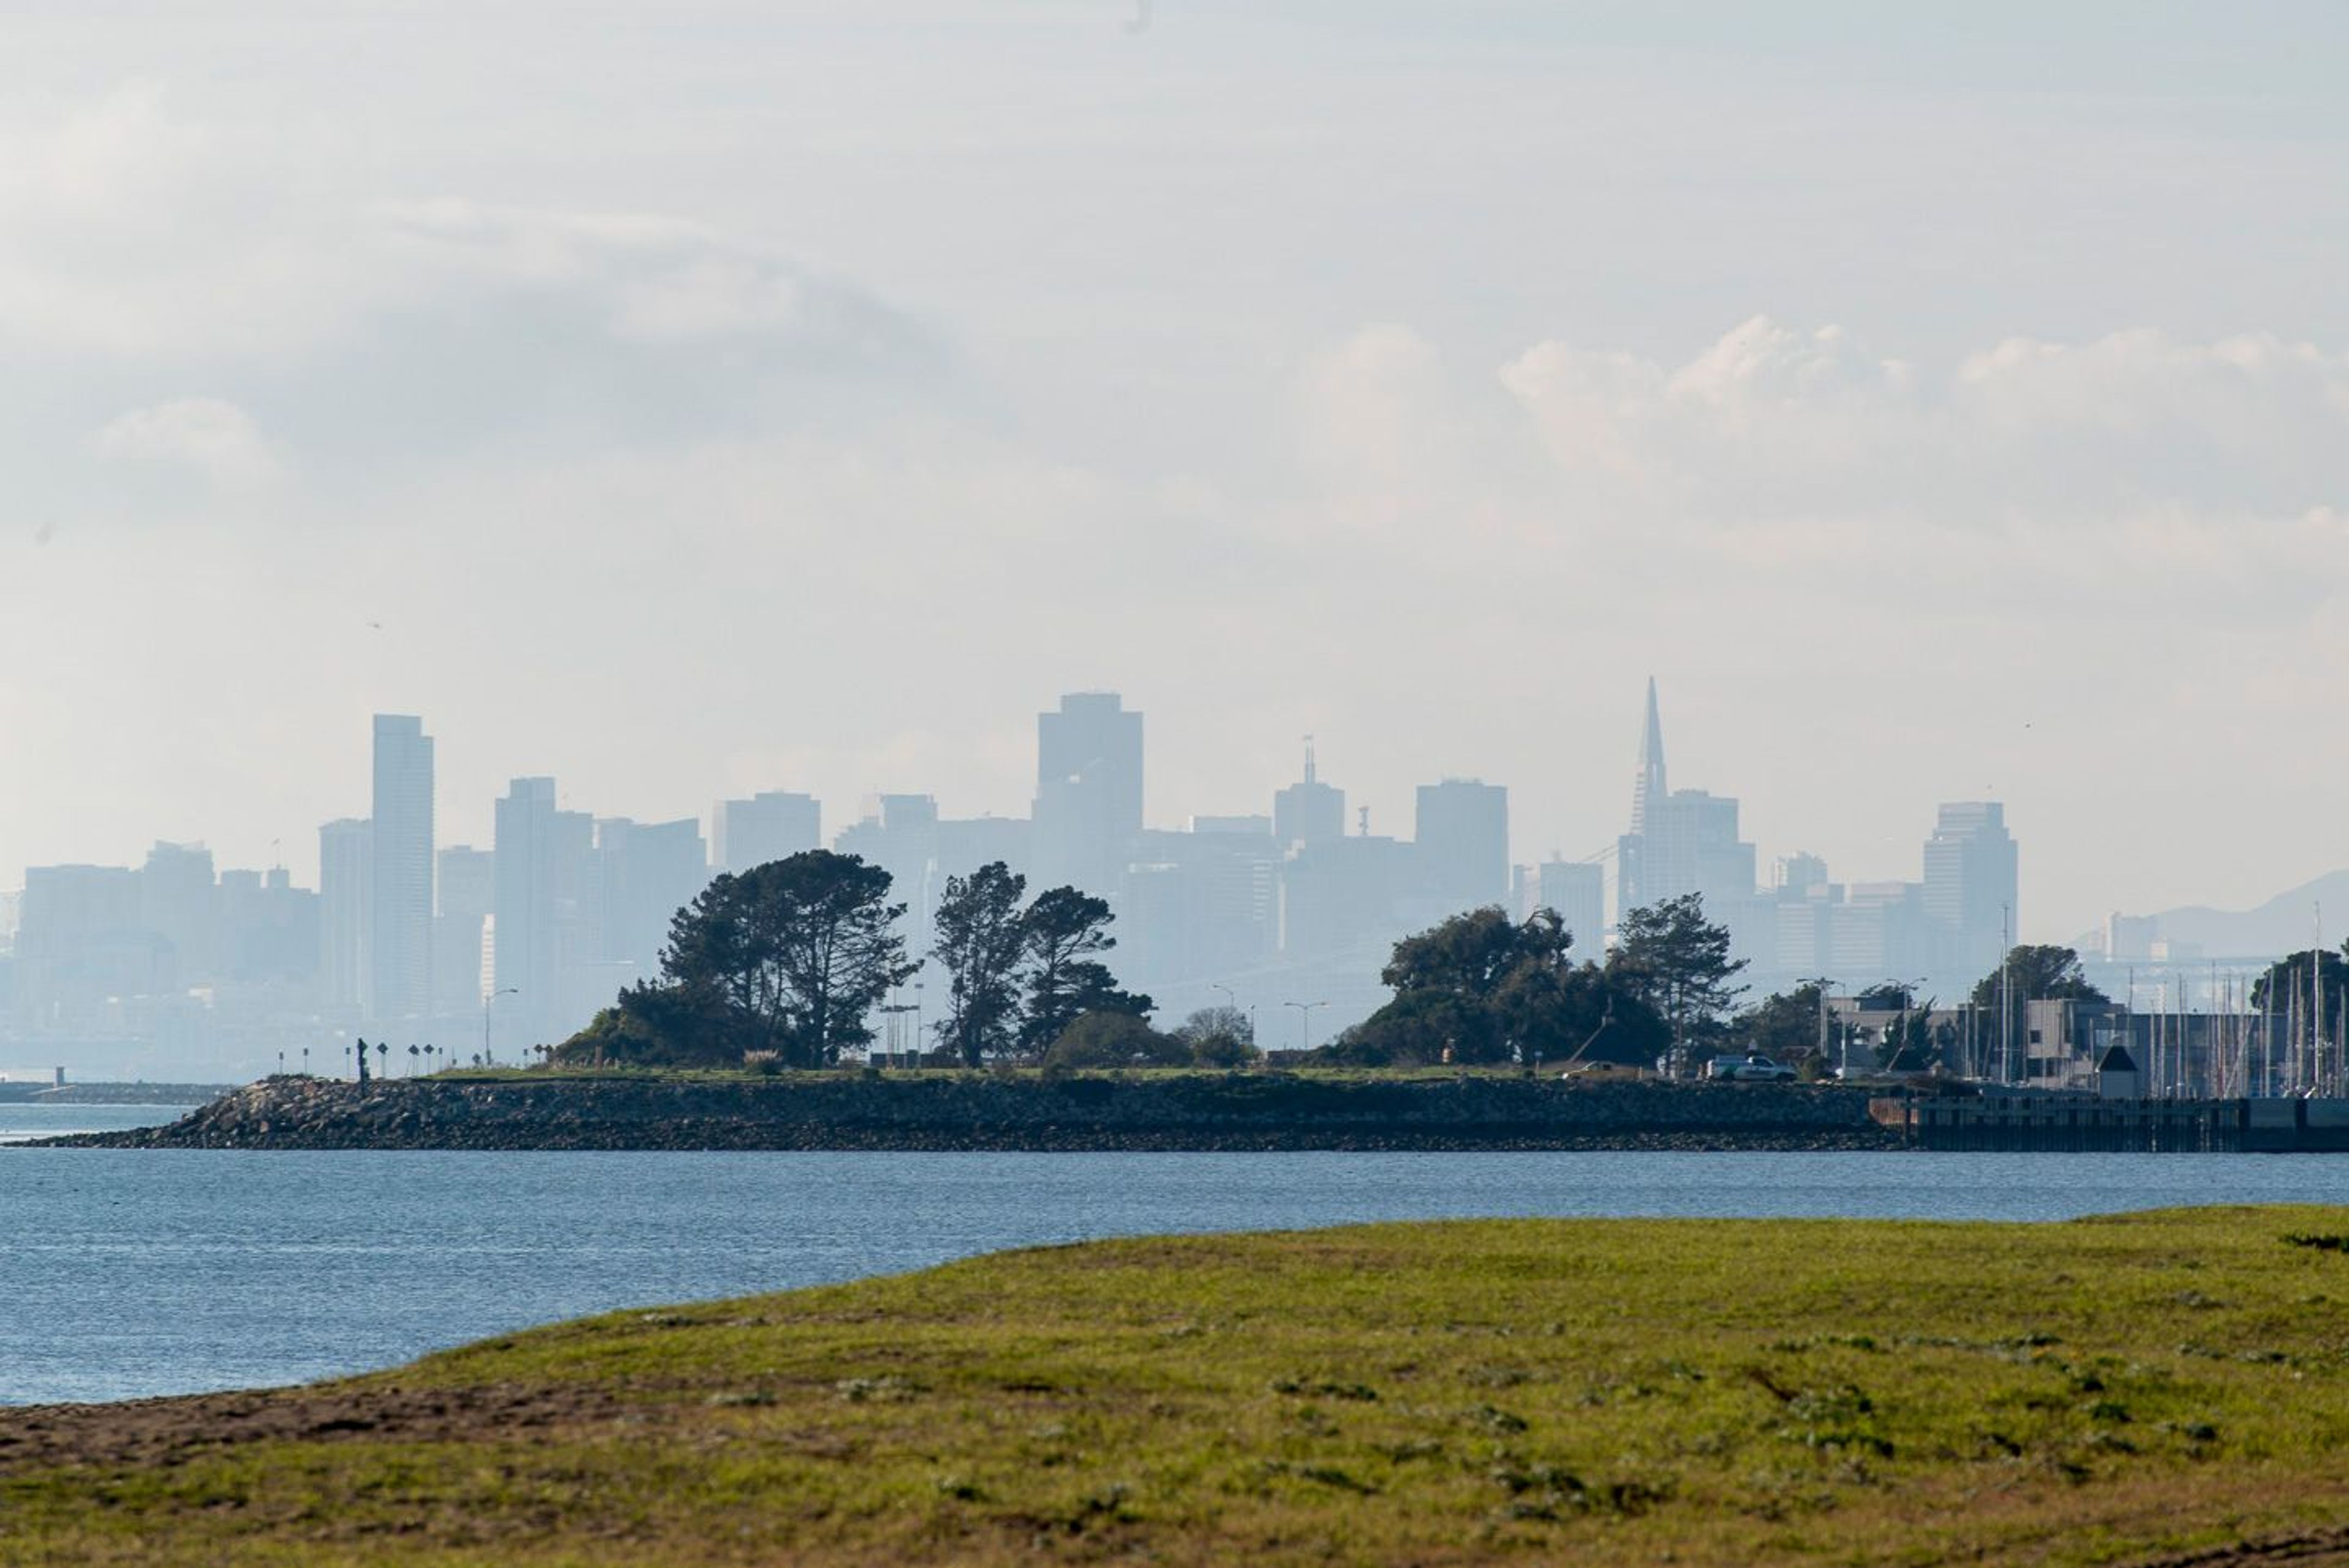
40,1072,1902,1153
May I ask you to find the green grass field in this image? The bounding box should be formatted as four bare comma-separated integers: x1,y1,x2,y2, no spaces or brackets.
9,1208,2349,1566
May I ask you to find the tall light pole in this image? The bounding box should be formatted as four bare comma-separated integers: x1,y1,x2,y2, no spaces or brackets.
1284,1000,1328,1053
1212,983,1236,1023
484,986,519,1066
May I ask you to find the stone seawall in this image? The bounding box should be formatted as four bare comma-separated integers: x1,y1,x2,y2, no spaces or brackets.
41,1072,1901,1153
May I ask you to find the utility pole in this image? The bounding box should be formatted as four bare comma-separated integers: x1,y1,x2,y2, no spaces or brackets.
484,986,519,1067
1999,904,2013,1086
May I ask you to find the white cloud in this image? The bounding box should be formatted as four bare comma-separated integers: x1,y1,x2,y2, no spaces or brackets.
91,397,280,487
1501,317,2349,533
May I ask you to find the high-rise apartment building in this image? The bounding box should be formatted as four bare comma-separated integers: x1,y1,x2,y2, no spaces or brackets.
318,818,372,1011
711,791,820,874
368,715,434,1023
1031,692,1143,899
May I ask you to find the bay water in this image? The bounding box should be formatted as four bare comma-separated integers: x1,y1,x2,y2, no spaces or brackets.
8,1102,2349,1408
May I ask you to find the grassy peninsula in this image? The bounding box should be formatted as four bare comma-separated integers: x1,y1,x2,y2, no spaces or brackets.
9,1209,2349,1566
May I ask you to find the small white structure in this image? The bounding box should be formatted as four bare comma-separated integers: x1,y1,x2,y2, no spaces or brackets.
2095,1043,2143,1101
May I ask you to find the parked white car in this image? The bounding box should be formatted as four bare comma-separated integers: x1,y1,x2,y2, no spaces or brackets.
1705,1052,1798,1083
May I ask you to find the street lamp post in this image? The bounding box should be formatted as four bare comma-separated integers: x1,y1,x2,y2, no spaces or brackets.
1283,1000,1329,1053
484,987,519,1067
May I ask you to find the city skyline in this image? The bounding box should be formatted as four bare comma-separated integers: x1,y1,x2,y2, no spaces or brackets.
13,678,2343,964
4,8,2349,946
25,678,2333,1081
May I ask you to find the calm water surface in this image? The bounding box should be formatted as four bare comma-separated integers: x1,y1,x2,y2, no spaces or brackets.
9,1127,2349,1406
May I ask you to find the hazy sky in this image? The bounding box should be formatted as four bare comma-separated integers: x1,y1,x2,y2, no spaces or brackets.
4,1,2347,941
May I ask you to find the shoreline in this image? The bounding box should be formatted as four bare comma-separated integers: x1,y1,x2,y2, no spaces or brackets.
6,1208,2347,1566
32,1071,1907,1153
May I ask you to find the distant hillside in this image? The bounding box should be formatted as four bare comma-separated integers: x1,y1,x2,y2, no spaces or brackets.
2106,869,2349,959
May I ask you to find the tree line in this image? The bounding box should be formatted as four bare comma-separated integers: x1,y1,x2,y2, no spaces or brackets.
558,854,2349,1080
558,850,1254,1071
1319,892,1745,1071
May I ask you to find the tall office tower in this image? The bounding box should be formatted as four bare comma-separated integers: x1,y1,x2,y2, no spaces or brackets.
711,790,821,874
139,841,219,987
592,817,709,978
1631,677,1666,836
1614,680,1757,918
1031,692,1144,899
1272,738,1346,850
1922,801,2019,983
1416,779,1510,913
434,846,496,1013
493,778,596,1052
318,818,373,1011
369,715,434,1024
1531,858,1607,957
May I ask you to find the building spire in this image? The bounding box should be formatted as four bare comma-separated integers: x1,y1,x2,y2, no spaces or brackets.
1303,734,1318,784
1631,677,1666,834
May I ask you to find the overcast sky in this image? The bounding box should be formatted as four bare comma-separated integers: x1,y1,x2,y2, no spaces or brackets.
4,1,2347,940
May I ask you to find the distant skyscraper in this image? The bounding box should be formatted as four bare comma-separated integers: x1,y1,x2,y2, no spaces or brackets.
592,817,708,978
1416,779,1510,913
1531,858,1606,958
434,845,495,1014
493,778,595,1052
1631,677,1666,836
1923,801,2018,982
12,865,154,1030
369,715,434,1023
1615,681,1757,921
139,841,218,987
1032,692,1143,897
318,818,372,1011
712,790,820,874
1273,738,1346,850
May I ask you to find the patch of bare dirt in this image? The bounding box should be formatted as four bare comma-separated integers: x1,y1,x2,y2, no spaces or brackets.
0,1380,637,1473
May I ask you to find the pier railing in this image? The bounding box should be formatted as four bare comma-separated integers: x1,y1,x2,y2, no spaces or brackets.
1876,1092,2349,1153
